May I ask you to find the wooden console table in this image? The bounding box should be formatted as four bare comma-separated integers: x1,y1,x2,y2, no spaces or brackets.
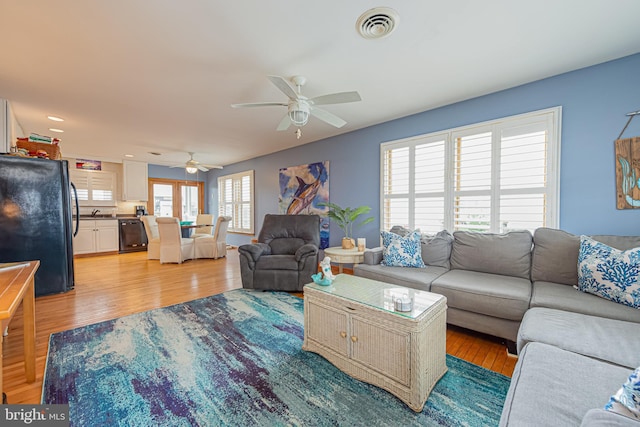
0,260,38,397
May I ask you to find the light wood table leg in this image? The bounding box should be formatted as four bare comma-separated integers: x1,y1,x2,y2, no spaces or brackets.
22,279,36,383
337,263,344,274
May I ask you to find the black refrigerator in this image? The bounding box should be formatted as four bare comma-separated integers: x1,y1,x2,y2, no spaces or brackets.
0,156,76,296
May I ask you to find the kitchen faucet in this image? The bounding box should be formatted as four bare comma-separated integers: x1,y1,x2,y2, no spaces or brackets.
91,209,100,217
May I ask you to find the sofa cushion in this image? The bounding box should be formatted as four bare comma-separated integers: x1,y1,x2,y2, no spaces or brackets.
577,236,640,309
531,227,580,285
500,342,632,427
353,264,447,291
530,281,640,323
421,230,453,269
381,230,425,268
255,255,299,270
431,269,531,321
581,408,640,427
605,366,640,421
518,307,640,368
532,228,640,287
450,230,532,279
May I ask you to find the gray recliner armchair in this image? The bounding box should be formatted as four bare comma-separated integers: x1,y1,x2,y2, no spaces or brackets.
238,214,320,291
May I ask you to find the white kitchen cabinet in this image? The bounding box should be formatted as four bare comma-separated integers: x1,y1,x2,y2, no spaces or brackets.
73,220,119,255
70,169,117,207
122,160,148,201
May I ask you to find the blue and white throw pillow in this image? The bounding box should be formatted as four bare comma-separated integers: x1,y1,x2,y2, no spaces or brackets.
605,366,640,420
381,230,425,268
577,236,640,309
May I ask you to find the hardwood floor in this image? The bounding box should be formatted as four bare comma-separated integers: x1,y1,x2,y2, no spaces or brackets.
2,249,516,404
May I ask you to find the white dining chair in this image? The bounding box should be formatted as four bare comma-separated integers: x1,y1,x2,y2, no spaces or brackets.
194,216,232,259
141,215,160,260
191,214,214,239
156,217,195,264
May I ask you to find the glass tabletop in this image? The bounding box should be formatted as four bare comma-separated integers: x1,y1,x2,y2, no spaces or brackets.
304,274,444,319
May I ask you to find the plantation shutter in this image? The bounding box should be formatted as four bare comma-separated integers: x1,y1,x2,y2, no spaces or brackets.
452,131,492,232
380,107,560,234
498,120,549,231
218,170,254,234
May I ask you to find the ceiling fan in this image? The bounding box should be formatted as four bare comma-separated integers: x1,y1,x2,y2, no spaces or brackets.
170,152,222,174
231,75,361,137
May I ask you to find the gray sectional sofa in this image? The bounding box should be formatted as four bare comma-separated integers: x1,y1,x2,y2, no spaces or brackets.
354,227,640,426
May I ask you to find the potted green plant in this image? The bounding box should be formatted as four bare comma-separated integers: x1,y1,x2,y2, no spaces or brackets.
319,202,374,249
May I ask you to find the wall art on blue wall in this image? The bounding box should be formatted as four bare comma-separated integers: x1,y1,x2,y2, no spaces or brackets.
615,136,640,209
279,161,329,249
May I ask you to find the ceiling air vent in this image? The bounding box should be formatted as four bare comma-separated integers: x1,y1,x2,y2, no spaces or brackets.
356,7,399,39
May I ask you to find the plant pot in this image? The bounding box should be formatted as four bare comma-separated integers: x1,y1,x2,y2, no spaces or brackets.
342,237,355,249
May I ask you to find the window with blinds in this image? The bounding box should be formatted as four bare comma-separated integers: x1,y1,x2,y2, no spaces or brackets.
381,107,560,234
218,170,254,234
70,169,116,206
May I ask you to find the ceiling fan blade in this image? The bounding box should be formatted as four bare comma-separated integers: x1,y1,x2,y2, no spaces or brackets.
276,114,292,131
202,164,223,169
231,102,288,108
267,75,298,100
310,107,347,128
309,91,361,106
197,165,209,172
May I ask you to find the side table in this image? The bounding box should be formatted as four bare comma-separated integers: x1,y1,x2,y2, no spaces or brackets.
323,247,365,273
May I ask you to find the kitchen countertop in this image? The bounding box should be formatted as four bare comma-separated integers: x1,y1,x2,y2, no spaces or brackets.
74,215,140,220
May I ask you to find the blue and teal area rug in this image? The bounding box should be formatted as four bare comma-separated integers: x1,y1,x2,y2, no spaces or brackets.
43,290,510,426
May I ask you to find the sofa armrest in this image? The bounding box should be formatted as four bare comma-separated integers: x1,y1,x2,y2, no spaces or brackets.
363,247,383,265
295,243,318,262
580,408,640,426
238,242,271,262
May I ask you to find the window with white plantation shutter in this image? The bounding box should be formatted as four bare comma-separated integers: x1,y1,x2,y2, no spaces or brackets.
380,107,560,234
69,169,116,206
218,170,254,234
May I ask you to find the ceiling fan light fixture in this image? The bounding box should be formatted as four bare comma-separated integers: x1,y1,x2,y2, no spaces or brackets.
288,101,310,127
186,165,198,174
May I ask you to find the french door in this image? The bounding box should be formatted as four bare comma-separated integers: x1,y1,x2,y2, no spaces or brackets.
148,178,204,221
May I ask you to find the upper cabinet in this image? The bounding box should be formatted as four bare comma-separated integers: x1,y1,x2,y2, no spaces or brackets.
122,160,148,201
70,169,117,207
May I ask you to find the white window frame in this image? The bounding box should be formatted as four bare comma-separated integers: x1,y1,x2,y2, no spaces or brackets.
380,107,561,234
218,170,254,234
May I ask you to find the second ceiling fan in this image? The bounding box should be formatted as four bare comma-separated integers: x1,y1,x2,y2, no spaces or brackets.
231,75,361,136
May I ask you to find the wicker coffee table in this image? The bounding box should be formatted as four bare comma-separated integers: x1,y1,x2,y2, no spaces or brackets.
302,274,447,412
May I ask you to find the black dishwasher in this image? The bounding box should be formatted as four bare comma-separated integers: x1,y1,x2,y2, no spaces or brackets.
118,218,148,253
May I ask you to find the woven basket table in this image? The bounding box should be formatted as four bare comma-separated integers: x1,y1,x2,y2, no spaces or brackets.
303,274,447,412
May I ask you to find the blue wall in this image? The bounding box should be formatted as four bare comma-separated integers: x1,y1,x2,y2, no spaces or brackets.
209,53,640,247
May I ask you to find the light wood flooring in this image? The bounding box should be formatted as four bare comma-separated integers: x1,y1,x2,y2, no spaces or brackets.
2,249,516,404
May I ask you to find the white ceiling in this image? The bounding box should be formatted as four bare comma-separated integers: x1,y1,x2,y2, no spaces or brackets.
2,1,640,168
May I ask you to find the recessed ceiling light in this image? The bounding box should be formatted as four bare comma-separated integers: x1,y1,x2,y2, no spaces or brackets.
124,154,134,158
47,116,64,122
49,128,64,133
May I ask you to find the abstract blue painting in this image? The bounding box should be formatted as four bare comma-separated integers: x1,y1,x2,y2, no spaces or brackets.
279,161,329,248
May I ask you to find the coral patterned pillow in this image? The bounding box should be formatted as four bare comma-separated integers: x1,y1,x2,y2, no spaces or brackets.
577,236,640,309
381,230,425,268
605,366,640,420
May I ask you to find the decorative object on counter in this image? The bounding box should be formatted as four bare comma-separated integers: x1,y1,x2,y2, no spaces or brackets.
318,202,374,249
312,256,335,286
357,237,366,252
